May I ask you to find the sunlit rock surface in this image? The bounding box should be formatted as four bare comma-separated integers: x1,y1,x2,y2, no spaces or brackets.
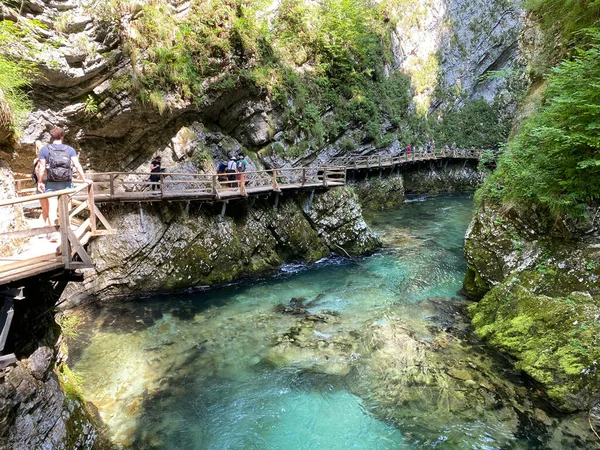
0,346,99,450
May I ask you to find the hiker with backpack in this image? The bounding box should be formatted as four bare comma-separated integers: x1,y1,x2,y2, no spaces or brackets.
36,127,91,242
236,154,247,187
216,159,227,182
225,156,237,186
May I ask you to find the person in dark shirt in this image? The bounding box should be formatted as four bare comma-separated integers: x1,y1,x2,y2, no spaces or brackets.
149,156,163,191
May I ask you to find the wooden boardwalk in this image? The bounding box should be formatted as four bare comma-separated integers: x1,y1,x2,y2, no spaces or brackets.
1,149,481,286
0,183,113,286
82,166,346,203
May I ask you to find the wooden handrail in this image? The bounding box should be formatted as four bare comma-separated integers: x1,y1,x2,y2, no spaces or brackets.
1,182,114,284
0,187,77,206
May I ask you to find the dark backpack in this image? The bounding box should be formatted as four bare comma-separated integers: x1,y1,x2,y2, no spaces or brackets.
217,162,226,173
47,144,72,182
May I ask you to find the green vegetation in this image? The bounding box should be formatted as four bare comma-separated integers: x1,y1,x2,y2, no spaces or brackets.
428,99,511,149
96,0,416,154
478,28,600,218
0,20,38,141
57,314,81,339
57,363,85,402
525,0,600,41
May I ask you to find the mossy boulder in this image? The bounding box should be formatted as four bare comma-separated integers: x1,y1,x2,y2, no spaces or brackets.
470,279,600,411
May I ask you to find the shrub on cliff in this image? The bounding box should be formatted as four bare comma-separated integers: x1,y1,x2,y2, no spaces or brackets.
478,28,600,219
0,21,36,143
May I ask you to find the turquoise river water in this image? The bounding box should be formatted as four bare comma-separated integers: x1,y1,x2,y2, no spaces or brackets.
68,195,595,449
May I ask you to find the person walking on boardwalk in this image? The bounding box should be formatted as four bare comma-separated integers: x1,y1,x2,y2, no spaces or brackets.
226,156,237,185
33,140,49,227
216,159,227,182
236,154,247,186
149,156,164,191
36,127,90,242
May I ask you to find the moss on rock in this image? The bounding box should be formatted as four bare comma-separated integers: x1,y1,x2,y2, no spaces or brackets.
351,175,405,211
470,278,600,411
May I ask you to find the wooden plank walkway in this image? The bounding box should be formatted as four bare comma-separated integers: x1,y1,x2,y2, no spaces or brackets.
1,149,481,285
0,183,114,286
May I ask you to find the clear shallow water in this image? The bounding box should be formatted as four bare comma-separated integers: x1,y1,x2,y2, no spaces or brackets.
69,195,595,449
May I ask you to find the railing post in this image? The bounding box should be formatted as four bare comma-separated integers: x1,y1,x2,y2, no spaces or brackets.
302,168,306,186
16,180,21,194
272,169,280,192
322,168,328,187
239,173,247,197
58,194,72,269
109,173,115,197
159,173,164,198
87,182,97,234
212,174,218,197
378,155,381,168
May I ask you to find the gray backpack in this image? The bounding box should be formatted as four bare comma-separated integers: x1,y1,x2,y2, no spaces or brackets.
47,144,72,182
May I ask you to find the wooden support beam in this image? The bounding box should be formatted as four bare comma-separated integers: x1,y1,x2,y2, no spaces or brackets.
65,226,93,267
0,226,57,240
305,190,315,213
58,195,72,268
88,183,97,233
109,173,115,196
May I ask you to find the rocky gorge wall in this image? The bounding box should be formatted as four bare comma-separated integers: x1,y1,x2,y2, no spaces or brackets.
463,204,600,412
63,187,380,305
351,159,482,211
0,279,106,450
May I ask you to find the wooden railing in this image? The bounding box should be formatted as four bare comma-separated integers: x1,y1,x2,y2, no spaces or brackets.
330,148,482,168
0,183,113,285
82,166,347,203
11,147,481,203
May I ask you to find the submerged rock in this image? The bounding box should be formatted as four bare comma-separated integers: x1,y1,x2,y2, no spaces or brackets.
264,312,356,376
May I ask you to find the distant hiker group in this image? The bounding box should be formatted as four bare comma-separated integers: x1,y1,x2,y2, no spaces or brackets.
403,141,435,155
217,154,247,186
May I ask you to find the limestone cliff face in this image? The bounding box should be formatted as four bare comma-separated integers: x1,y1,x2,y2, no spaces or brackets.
63,187,380,304
0,162,27,257
5,0,528,173
391,0,526,115
463,204,600,411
